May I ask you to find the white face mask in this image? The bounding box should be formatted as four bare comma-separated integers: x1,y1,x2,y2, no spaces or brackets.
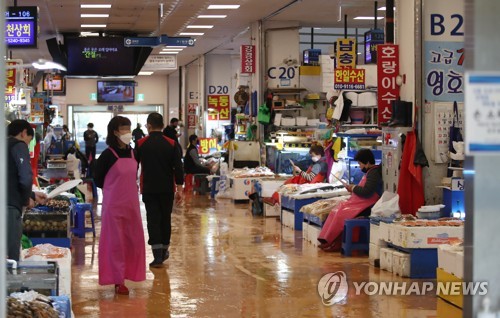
311,155,321,162
119,133,132,145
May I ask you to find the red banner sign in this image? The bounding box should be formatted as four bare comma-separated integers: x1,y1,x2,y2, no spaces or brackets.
241,45,256,74
333,68,366,90
5,61,17,96
187,103,197,114
207,95,230,120
377,44,400,124
198,138,217,155
187,114,197,128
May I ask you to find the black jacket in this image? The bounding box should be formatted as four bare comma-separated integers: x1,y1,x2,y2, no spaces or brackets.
162,125,182,155
8,137,33,211
83,129,98,147
136,132,184,194
353,165,383,198
184,144,210,174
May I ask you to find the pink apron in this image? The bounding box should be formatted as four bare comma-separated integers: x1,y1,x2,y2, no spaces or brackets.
99,148,146,285
318,169,380,245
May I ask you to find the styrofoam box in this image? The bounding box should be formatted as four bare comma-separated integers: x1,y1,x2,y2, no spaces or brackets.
392,251,411,277
370,224,380,244
281,117,296,126
282,211,295,229
296,117,308,126
369,243,380,266
380,247,394,272
379,222,392,243
308,224,322,247
438,245,464,279
302,221,309,240
307,119,320,126
455,251,464,279
260,180,285,198
264,202,280,217
391,224,464,249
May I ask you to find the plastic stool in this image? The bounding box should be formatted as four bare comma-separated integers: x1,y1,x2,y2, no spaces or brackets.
184,174,194,192
71,203,96,238
193,174,209,195
210,176,220,199
341,219,370,256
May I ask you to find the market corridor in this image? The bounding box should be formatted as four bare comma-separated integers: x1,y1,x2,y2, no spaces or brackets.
70,195,459,317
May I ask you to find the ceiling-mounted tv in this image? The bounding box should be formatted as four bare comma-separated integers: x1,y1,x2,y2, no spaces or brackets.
66,37,136,76
97,81,135,103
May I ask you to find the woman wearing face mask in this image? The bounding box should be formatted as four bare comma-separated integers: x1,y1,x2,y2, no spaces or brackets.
286,144,328,184
94,116,146,295
317,148,382,251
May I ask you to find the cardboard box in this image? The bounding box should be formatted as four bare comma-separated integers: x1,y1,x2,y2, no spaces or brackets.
380,247,394,272
392,225,464,249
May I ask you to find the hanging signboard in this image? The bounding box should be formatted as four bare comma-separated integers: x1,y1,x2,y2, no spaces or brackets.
187,103,198,114
241,45,256,74
5,61,17,96
423,0,465,102
333,68,365,90
377,44,400,124
187,114,197,128
465,73,500,154
364,29,385,64
198,138,217,155
143,54,177,70
207,95,230,120
5,6,38,48
336,38,357,69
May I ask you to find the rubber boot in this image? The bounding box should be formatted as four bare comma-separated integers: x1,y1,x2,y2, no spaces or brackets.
149,248,164,268
388,101,412,127
162,245,170,263
382,100,398,126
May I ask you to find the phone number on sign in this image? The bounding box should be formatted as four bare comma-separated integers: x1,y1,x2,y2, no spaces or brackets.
334,83,366,90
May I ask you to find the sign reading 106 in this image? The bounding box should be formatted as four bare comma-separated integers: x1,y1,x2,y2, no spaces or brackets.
267,66,297,80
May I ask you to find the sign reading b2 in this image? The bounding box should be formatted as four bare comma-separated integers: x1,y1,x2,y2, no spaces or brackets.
430,14,464,36
267,66,297,80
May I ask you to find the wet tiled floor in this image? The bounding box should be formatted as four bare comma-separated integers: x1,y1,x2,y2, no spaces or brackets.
71,194,461,317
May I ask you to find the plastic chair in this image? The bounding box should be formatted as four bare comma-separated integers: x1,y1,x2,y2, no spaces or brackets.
341,219,370,256
71,203,96,238
184,174,194,192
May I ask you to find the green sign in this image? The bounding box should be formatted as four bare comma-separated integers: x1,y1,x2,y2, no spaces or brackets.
137,93,145,102
90,93,97,101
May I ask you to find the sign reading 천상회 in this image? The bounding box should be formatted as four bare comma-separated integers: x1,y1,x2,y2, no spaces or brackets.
5,6,38,48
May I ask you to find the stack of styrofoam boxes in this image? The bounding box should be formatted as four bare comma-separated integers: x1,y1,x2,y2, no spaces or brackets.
369,221,388,267
281,210,295,230
260,180,285,217
390,224,464,249
320,55,335,93
307,223,322,247
380,247,395,272
296,117,308,126
392,251,411,277
438,245,464,279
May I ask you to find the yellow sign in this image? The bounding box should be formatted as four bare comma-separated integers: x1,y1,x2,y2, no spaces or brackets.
336,38,357,69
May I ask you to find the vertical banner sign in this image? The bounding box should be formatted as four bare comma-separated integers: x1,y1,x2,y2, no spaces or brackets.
207,95,230,120
241,45,256,74
333,69,366,90
187,114,197,128
5,61,17,96
377,45,400,124
336,38,357,69
187,103,197,114
198,138,218,155
424,0,465,102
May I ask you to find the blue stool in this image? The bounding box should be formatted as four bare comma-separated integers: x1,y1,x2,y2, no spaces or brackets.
210,176,220,199
341,219,370,256
71,203,96,238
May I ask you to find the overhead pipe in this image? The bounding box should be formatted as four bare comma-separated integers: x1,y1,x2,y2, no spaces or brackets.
374,1,378,29
344,14,348,38
386,0,395,43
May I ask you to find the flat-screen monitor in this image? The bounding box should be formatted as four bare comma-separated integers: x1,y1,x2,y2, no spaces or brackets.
303,49,321,66
97,81,135,103
66,37,136,76
43,74,64,92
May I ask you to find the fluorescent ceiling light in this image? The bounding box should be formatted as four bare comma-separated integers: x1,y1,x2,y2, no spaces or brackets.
187,25,214,29
80,4,112,9
198,15,227,18
162,48,183,51
81,14,110,18
160,51,179,54
32,59,67,71
138,71,154,76
80,32,99,36
179,32,204,36
81,24,107,28
207,5,240,10
378,7,396,11
165,46,187,48
353,16,384,20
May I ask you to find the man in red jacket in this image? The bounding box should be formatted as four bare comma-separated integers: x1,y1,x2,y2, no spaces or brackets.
136,113,184,267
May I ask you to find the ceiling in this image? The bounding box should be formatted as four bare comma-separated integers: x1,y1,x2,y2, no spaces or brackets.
7,0,386,75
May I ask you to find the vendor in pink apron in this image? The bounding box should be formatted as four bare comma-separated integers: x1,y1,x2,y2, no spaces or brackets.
94,116,146,295
318,148,382,251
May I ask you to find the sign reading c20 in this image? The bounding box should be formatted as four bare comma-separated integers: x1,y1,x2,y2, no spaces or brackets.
267,66,297,80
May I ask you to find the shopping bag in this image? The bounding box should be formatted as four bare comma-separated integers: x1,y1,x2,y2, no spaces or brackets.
257,103,271,124
449,101,463,154
371,191,400,217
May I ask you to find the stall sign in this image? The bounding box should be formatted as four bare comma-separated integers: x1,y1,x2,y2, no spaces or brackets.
143,54,177,70
207,95,230,120
364,29,385,64
188,103,198,114
31,97,44,117
336,38,357,69
5,61,17,95
333,68,365,90
423,0,464,102
5,6,38,48
187,114,197,128
241,45,256,74
377,44,400,124
198,138,217,155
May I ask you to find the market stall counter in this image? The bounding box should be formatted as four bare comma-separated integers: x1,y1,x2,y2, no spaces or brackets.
228,167,276,201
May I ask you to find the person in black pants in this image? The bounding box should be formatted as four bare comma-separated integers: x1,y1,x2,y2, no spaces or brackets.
84,122,98,162
136,113,184,267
